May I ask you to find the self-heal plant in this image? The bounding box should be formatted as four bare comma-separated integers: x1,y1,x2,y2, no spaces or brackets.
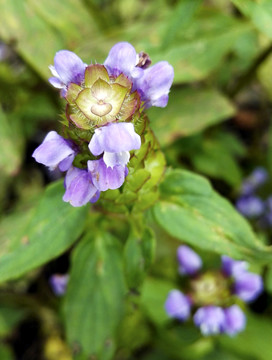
33,42,174,207
165,246,263,337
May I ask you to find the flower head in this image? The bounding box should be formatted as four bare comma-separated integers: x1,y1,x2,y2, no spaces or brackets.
236,195,264,218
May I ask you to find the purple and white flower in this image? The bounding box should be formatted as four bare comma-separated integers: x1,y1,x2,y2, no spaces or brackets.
88,158,127,191
177,245,202,276
88,122,141,168
194,306,226,336
165,290,191,321
63,167,99,207
32,131,76,171
49,50,86,97
223,305,246,336
104,42,174,108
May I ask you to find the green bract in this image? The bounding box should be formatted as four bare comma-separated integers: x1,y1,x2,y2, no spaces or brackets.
65,64,141,129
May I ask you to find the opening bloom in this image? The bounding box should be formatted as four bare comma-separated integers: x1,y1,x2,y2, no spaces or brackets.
32,131,76,171
49,50,86,97
63,167,99,207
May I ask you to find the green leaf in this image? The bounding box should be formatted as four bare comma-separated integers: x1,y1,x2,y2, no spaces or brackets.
148,88,235,145
231,0,272,40
141,277,175,326
0,0,97,79
0,305,26,337
0,107,24,176
63,232,126,359
0,181,88,283
124,227,155,289
152,169,272,263
220,313,272,360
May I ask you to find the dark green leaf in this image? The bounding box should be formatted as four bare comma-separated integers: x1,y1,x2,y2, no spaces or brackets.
63,231,126,359
152,169,272,263
0,181,88,282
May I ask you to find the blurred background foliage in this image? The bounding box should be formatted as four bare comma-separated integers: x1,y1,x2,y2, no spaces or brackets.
1,0,272,359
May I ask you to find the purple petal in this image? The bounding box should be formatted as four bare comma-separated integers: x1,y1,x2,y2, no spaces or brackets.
234,272,263,302
165,290,191,321
135,61,174,108
241,167,268,195
236,195,264,218
48,76,64,89
32,131,75,171
223,305,246,336
194,306,226,336
53,50,86,86
177,245,202,276
104,42,139,78
88,159,126,191
63,167,98,207
221,256,248,278
88,122,141,156
49,274,69,296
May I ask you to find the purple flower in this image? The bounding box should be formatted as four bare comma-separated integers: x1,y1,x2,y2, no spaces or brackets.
104,42,143,79
32,131,76,171
63,167,99,207
88,159,127,191
236,195,264,218
223,305,246,336
49,274,69,296
234,271,263,302
135,61,174,108
194,306,226,336
104,42,174,108
165,290,191,321
221,255,248,277
241,167,268,195
177,245,202,276
49,50,86,97
88,122,141,168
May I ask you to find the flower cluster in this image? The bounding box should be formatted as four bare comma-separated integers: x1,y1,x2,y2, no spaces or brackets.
33,42,174,206
165,246,263,336
236,167,272,225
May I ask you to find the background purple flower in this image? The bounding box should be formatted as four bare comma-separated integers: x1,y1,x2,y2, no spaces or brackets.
221,255,248,277
236,195,264,218
241,167,268,196
177,245,202,276
32,131,76,171
49,274,69,296
234,271,263,302
49,50,86,97
194,306,226,336
223,305,246,336
165,290,191,321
